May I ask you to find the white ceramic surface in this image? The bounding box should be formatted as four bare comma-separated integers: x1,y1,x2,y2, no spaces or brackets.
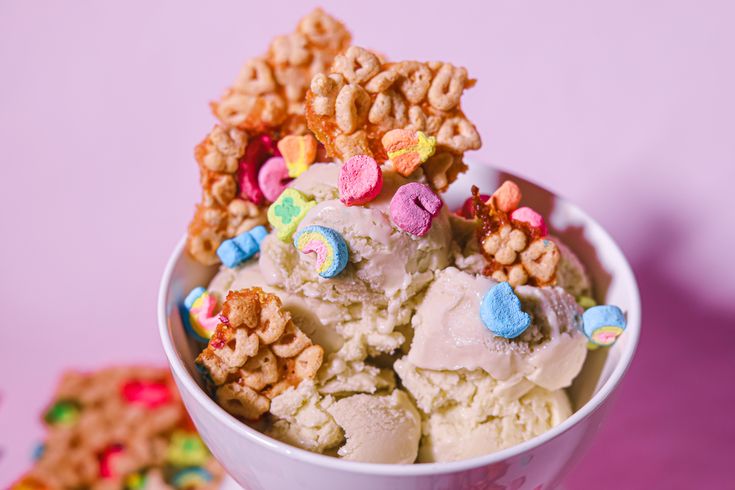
158,164,641,490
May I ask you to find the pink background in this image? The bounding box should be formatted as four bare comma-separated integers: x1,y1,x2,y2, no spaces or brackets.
1,1,733,488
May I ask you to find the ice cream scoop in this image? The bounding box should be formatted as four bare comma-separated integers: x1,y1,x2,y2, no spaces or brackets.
327,390,421,464
407,267,588,392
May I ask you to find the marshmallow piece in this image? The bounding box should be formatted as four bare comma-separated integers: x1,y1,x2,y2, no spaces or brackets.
249,225,268,245
165,431,210,467
216,226,267,268
459,194,490,219
480,282,531,339
216,240,247,269
294,225,349,278
277,134,318,178
182,286,209,342
43,400,81,426
267,188,316,241
217,228,260,268
389,182,443,237
382,129,436,177
32,443,44,461
184,286,206,309
510,206,548,236
583,305,626,346
121,379,172,409
171,467,213,489
338,155,383,206
99,445,125,478
258,157,291,202
577,295,597,310
186,291,220,341
232,230,259,256
491,180,522,213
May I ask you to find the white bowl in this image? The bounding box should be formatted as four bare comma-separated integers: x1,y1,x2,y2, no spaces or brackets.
158,163,641,490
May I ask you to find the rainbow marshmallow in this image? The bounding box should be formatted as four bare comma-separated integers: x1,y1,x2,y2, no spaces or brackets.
582,305,627,346
293,225,349,278
182,287,219,342
171,467,213,490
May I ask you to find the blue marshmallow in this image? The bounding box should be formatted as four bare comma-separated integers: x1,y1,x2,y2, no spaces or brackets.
582,305,626,343
216,238,249,268
480,282,531,339
184,286,206,309
232,230,258,257
182,286,208,342
217,227,268,268
249,225,268,245
32,442,45,461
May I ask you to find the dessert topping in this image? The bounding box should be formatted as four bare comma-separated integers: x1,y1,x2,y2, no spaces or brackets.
294,225,349,278
338,154,383,206
381,128,436,177
479,281,531,339
196,288,324,420
390,182,443,237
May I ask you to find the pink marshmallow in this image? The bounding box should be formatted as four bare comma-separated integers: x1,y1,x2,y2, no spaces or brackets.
338,155,383,206
258,157,292,202
510,206,548,236
458,194,490,219
390,182,443,236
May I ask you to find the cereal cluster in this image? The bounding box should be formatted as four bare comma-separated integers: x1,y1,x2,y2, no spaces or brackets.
305,46,482,191
473,185,561,287
13,367,222,490
187,9,351,265
196,288,324,420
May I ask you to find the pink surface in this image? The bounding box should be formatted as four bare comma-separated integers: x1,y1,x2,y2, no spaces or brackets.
0,1,733,488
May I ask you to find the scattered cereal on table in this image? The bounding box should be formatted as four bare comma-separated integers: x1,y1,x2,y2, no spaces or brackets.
12,366,223,490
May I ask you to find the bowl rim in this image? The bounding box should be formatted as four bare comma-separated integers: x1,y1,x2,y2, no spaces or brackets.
157,166,641,477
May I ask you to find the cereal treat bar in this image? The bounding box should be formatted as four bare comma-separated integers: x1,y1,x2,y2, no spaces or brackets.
196,288,324,420
472,183,561,287
305,46,482,191
187,9,351,265
12,366,223,490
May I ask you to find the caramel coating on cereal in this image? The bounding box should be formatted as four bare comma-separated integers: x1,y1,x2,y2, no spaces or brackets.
212,9,351,133
186,9,350,265
196,288,324,420
18,366,223,490
473,186,560,287
187,126,269,265
305,46,482,191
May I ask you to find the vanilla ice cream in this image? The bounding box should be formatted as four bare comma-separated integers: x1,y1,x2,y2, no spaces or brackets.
200,165,594,464
405,267,588,392
418,386,571,462
259,163,452,314
327,390,421,464
186,25,606,465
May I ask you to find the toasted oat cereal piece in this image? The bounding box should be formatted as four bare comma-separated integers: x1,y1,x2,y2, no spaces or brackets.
196,288,324,420
473,185,560,287
186,10,350,265
212,9,350,133
187,127,269,265
14,366,223,490
305,46,481,191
